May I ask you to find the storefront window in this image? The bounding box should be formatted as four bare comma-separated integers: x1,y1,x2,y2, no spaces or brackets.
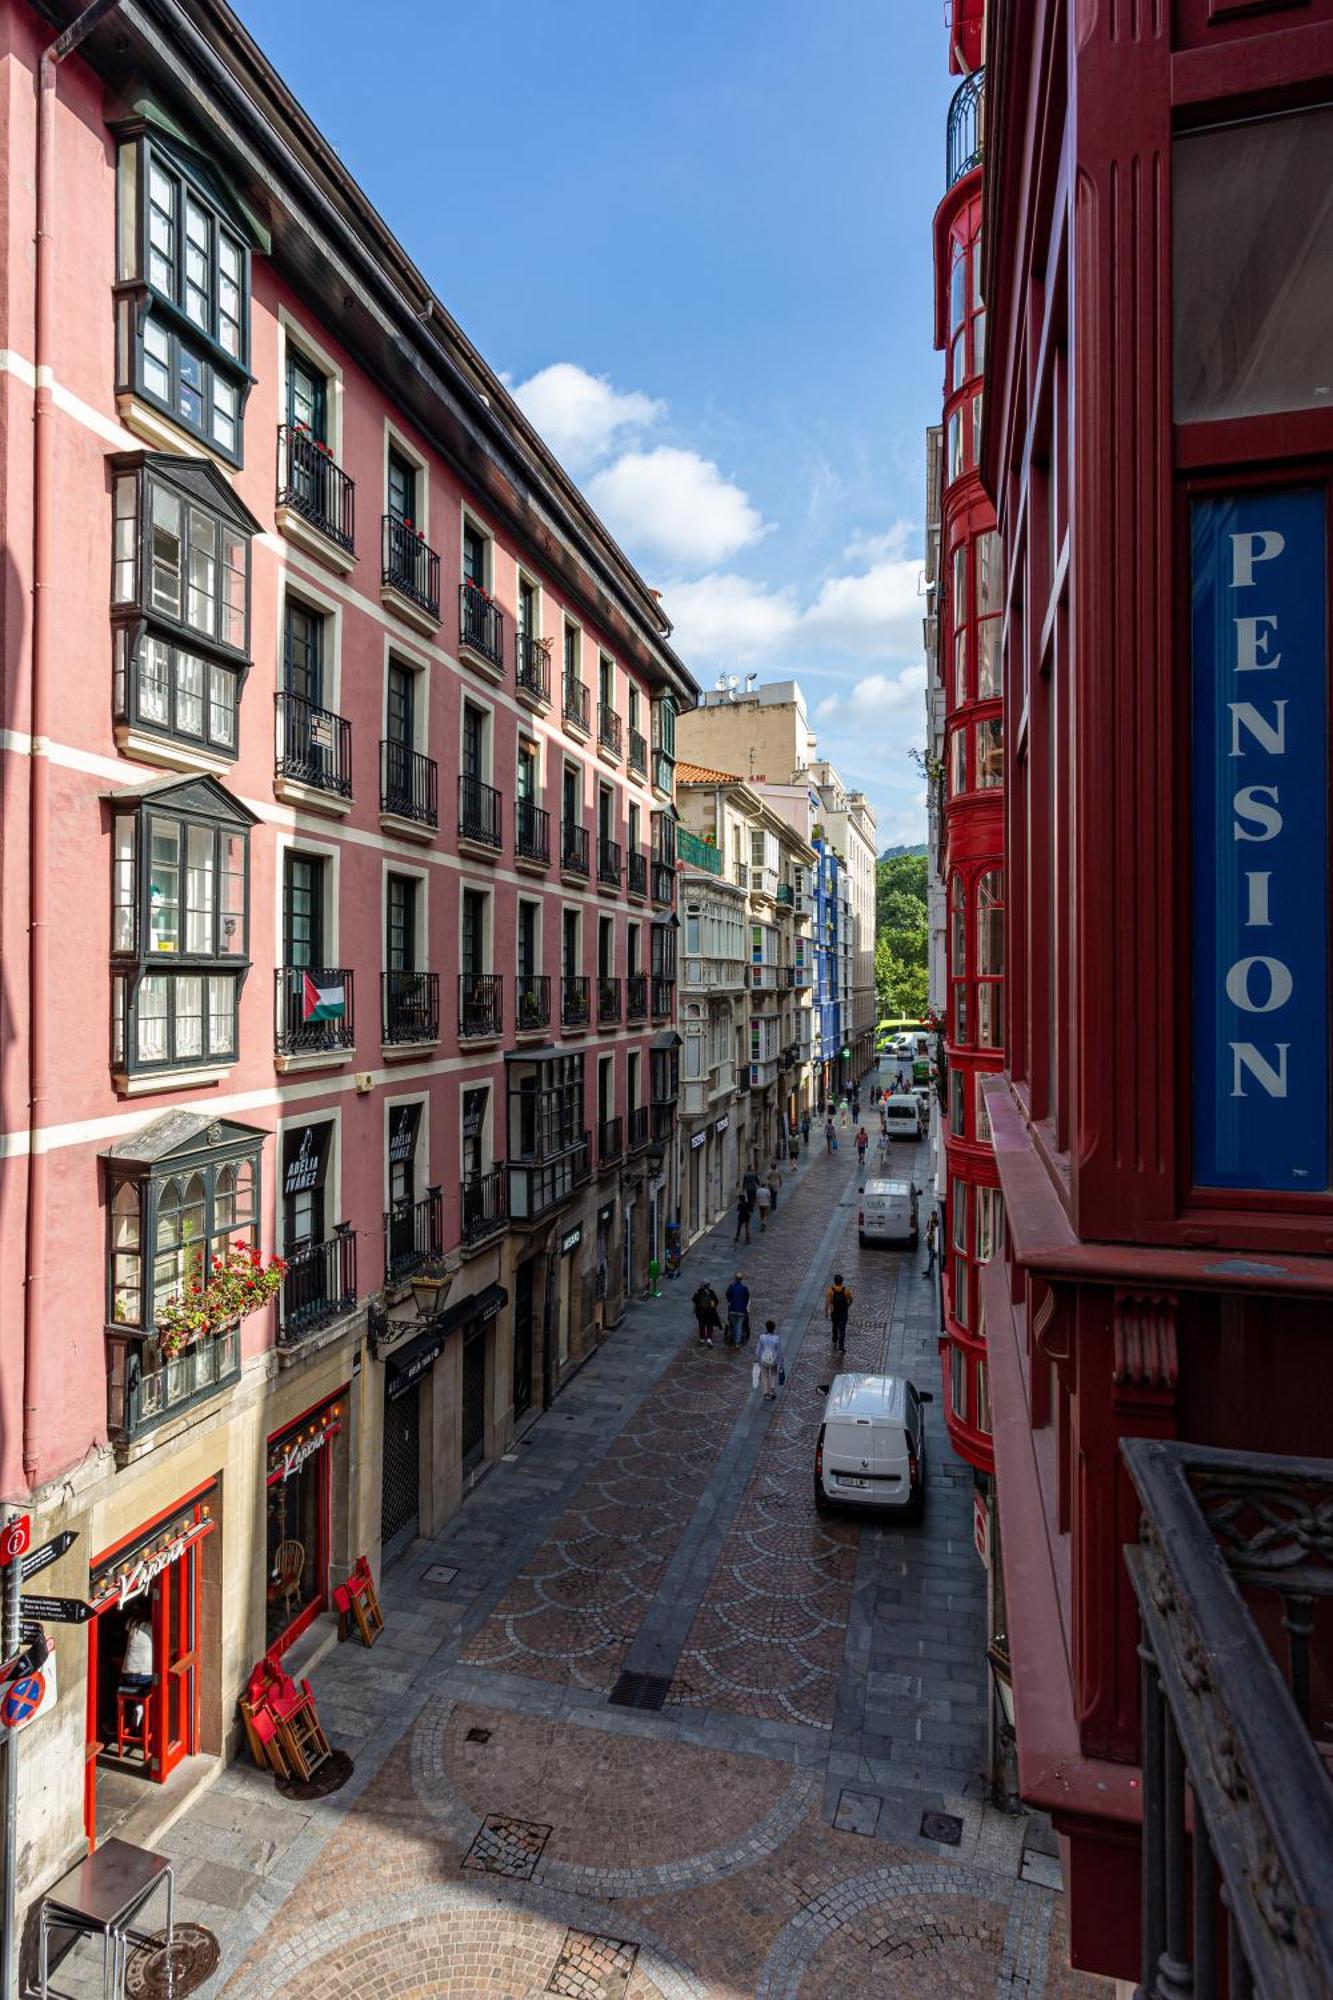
266,1398,342,1652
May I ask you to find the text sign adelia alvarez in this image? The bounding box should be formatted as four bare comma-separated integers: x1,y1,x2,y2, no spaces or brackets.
1192,489,1328,1191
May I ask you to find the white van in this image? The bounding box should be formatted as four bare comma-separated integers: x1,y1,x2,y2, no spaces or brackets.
883,1096,924,1142
814,1372,930,1518
859,1178,919,1247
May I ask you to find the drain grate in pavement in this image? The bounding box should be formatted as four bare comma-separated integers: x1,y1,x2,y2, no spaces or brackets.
546,1927,640,1997
920,1809,964,1846
608,1669,670,1710
462,1813,552,1878
465,1726,492,1744
125,1925,220,1997
423,1563,458,1585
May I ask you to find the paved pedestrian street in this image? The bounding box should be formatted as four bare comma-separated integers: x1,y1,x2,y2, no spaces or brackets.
92,1128,1111,1999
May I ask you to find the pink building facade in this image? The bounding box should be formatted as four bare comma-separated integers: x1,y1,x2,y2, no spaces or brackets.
0,0,694,1906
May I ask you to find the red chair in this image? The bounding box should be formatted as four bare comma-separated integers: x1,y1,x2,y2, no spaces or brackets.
114,1690,150,1760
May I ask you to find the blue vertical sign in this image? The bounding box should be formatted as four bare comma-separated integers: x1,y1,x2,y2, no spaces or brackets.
1192,489,1328,1191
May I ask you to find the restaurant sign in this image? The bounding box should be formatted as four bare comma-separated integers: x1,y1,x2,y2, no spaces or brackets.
1191,490,1328,1190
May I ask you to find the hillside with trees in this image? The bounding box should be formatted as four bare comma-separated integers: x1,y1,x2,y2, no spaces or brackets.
874,851,929,1019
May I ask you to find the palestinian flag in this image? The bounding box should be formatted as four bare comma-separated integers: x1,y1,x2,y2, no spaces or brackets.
301,971,345,1022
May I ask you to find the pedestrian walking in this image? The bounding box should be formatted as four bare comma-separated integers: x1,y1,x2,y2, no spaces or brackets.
692,1280,719,1348
742,1166,759,1211
725,1272,750,1346
755,1180,772,1231
800,1113,810,1148
855,1126,869,1167
788,1132,800,1167
825,1273,853,1354
840,1098,850,1129
734,1190,751,1244
923,1209,939,1277
756,1319,784,1399
825,1116,837,1153
851,1093,861,1123
766,1161,783,1212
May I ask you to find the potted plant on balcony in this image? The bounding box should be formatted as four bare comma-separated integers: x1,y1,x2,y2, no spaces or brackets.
410,1257,453,1318
156,1241,287,1360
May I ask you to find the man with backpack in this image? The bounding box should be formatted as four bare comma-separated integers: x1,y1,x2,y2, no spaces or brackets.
825,1273,853,1354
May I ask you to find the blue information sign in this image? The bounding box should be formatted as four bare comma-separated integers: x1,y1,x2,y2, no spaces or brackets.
1192,489,1328,1191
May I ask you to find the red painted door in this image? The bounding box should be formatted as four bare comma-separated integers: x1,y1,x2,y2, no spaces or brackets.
154,1549,199,1779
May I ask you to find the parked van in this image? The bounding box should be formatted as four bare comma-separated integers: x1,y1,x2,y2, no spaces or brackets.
859,1178,919,1247
883,1096,924,1142
814,1372,930,1517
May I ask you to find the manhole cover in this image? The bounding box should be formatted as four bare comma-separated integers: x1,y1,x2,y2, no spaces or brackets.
920,1809,964,1846
276,1747,354,1801
546,1926,640,1997
463,1813,552,1879
423,1563,458,1585
466,1726,492,1743
608,1670,669,1710
124,1924,220,1997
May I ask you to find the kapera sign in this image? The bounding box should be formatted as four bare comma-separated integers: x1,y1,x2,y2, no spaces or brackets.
1192,490,1328,1191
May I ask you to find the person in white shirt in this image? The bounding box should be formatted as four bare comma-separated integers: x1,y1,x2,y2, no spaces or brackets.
119,1612,154,1735
756,1320,784,1399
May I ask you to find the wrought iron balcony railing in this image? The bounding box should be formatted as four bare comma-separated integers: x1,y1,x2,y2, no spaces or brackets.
628,728,648,777
461,1167,507,1245
628,1104,649,1150
108,1323,241,1440
380,739,438,828
458,773,502,850
515,974,551,1033
458,971,503,1039
597,976,622,1025
277,424,355,554
598,703,623,757
275,965,355,1056
598,836,622,888
561,822,590,878
563,676,590,733
626,972,648,1021
598,1115,623,1165
280,1225,357,1340
516,631,550,702
384,1187,443,1284
382,514,440,620
946,67,984,190
460,581,504,669
627,851,648,898
275,691,352,798
1123,1438,1333,2000
515,796,551,867
561,974,591,1028
382,969,439,1045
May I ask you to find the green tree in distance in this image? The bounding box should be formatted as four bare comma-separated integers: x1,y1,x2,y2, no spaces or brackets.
875,852,928,1019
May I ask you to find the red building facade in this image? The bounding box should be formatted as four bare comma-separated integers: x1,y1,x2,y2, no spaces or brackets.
934,56,1006,1476
979,0,1333,1982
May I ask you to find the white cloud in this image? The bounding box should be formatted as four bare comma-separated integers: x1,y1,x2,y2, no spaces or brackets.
509,362,664,472
839,520,914,566
587,448,772,567
814,695,839,721
799,553,924,659
661,573,798,663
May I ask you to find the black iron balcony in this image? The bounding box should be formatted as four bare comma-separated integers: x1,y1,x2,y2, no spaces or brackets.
460,580,504,670
562,974,590,1028
598,703,623,757
598,836,622,888
627,851,647,898
515,797,551,867
651,975,675,1018
561,821,590,878
563,676,590,733
458,773,502,850
1123,1438,1333,2000
382,969,440,1045
380,740,438,829
946,67,984,190
598,1115,623,1165
597,976,622,1025
651,861,675,907
275,691,352,798
515,974,551,1034
650,1102,675,1144
275,965,355,1056
280,1225,357,1341
628,728,648,777
458,971,502,1039
626,972,648,1022
506,1133,591,1222
461,1167,507,1246
384,1186,443,1284
516,631,550,703
107,1323,241,1441
628,1104,649,1150
382,514,440,620
277,423,355,554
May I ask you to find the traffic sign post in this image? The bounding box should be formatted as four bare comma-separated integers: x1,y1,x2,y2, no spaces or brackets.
0,1518,30,1570
20,1529,76,1584
19,1594,91,1626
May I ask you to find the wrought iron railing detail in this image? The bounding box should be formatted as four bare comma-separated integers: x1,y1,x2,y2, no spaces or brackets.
281,1226,357,1339
947,67,984,190
277,424,355,553
561,974,590,1028
626,972,648,1021
561,822,590,878
380,739,438,827
563,676,590,732
382,970,439,1045
382,515,440,619
458,773,502,849
275,966,355,1055
275,691,352,797
598,836,623,888
461,1168,507,1245
460,581,504,668
515,975,551,1033
598,1115,623,1164
516,630,550,702
628,1105,649,1150
597,976,622,1024
515,796,551,866
628,851,648,898
384,1187,443,1283
598,703,623,756
1123,1438,1333,2000
458,971,503,1039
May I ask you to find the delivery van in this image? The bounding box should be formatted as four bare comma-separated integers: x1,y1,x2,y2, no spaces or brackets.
883,1096,925,1142
858,1178,919,1247
814,1372,931,1518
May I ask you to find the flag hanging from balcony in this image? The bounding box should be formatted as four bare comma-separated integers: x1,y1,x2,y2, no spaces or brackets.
301,971,345,1022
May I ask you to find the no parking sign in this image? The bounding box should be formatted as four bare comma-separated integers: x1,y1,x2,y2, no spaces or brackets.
1,1653,57,1732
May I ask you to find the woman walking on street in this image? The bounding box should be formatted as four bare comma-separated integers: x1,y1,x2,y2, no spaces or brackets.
800,1112,810,1148
734,1190,751,1245
756,1319,784,1399
825,1116,837,1153
755,1179,772,1231
692,1280,720,1348
766,1161,783,1213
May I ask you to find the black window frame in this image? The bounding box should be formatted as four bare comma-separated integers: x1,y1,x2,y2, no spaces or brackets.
110,452,258,763
114,127,255,466
110,774,255,1081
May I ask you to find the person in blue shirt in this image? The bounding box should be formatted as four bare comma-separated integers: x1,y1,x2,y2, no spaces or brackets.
725,1273,750,1346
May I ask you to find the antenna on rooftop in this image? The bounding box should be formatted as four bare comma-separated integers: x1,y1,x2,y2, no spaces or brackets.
714,672,741,704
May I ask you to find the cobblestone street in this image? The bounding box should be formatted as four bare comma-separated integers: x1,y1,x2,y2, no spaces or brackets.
82,1122,1110,1999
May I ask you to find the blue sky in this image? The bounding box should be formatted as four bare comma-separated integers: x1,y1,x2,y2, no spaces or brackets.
236,0,953,848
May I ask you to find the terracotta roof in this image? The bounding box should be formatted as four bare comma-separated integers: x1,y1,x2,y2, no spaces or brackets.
675,761,743,786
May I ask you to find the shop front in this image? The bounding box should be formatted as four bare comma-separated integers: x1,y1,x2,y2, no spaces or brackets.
381,1322,441,1557
84,1482,218,1842
265,1391,346,1655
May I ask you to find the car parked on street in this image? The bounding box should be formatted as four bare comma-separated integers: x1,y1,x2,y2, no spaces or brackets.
814,1372,931,1518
